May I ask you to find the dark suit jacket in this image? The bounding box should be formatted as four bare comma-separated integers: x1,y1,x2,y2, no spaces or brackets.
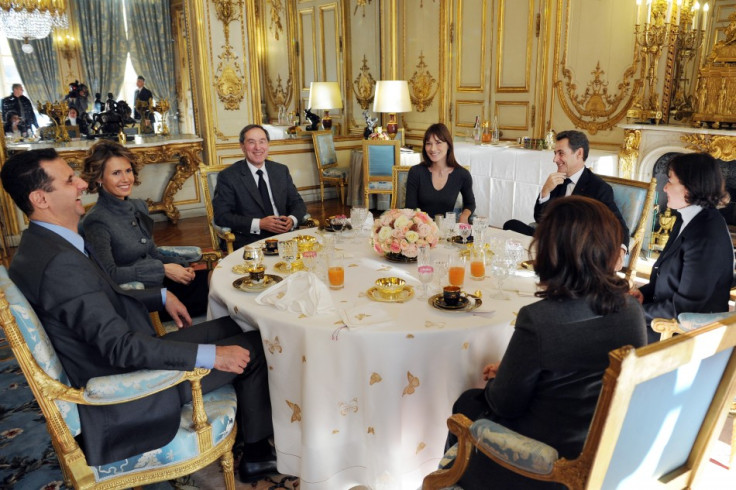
212,159,307,249
9,223,198,465
485,296,646,459
534,167,630,246
639,207,734,323
134,86,153,120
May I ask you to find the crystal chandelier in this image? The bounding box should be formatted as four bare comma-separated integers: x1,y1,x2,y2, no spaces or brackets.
0,0,69,53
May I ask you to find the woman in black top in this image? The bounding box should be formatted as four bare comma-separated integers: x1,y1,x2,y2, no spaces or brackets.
404,123,475,222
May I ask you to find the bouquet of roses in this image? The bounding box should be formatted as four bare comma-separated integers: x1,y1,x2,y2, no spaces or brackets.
372,208,440,258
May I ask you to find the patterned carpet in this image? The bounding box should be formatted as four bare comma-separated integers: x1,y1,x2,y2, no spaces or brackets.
0,340,298,490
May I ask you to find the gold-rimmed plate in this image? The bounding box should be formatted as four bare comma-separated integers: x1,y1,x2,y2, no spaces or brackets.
261,248,279,256
273,260,304,274
366,285,415,303
233,274,283,292
428,293,482,312
450,235,474,245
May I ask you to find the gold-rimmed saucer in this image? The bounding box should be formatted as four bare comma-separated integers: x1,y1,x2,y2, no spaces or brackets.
233,274,283,292
273,260,304,274
428,293,482,312
366,285,414,303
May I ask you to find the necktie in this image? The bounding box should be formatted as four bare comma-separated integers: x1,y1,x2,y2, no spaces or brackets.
256,169,272,213
563,178,574,196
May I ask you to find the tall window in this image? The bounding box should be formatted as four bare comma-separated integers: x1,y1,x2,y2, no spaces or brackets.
0,36,21,98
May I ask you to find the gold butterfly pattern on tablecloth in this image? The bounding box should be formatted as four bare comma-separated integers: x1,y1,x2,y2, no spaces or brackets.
425,320,445,329
286,400,301,422
402,371,420,396
339,397,359,416
369,372,382,385
265,336,282,354
367,427,375,435
416,442,426,454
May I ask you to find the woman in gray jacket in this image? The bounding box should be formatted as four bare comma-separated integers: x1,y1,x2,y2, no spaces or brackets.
80,140,209,318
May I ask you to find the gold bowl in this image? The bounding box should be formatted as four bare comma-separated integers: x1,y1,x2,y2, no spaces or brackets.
375,277,406,297
294,234,317,252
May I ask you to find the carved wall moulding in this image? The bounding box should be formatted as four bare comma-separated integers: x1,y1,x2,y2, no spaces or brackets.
215,46,247,111
269,0,284,40
408,53,438,113
267,74,293,108
353,0,373,17
618,129,641,179
555,60,640,134
353,55,376,110
212,0,246,111
681,133,736,162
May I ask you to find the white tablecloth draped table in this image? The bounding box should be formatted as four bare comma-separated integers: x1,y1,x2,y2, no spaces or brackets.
453,142,618,228
208,227,539,489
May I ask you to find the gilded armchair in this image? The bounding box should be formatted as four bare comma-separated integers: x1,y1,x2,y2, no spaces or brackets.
0,266,238,489
311,130,348,205
424,315,736,489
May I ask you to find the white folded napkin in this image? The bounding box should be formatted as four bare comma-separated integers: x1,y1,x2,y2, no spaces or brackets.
255,271,335,316
339,303,394,329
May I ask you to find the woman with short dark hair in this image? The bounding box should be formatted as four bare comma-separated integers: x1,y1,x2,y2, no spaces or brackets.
631,152,734,342
448,196,647,489
404,123,475,222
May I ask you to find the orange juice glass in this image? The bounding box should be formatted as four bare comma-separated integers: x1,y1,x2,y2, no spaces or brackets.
470,248,486,280
327,253,345,289
448,266,465,287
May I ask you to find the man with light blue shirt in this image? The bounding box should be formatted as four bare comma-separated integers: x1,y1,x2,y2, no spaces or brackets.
1,149,276,481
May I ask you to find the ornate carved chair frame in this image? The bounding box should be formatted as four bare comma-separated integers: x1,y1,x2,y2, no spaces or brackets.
391,166,411,209
311,130,348,205
423,316,736,489
362,139,401,208
601,175,657,283
0,267,237,489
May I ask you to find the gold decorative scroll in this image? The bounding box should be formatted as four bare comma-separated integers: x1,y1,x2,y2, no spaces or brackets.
408,52,438,113
266,74,293,109
353,55,376,110
618,129,641,179
353,0,373,17
268,0,284,40
681,133,736,162
556,60,640,135
213,0,246,111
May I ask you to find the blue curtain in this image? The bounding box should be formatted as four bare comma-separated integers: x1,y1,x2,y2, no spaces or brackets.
72,0,127,103
8,37,61,103
126,0,179,135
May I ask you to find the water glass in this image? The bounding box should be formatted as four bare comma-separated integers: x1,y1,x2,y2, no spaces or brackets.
417,265,434,299
472,216,488,231
301,250,317,272
278,239,298,272
458,223,472,245
506,239,526,268
327,253,345,289
417,244,431,267
448,255,466,288
350,207,368,235
444,212,456,240
490,255,511,299
433,253,449,288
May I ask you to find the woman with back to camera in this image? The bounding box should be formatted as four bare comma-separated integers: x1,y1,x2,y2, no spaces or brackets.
447,196,647,489
404,122,475,223
630,152,734,343
80,140,209,318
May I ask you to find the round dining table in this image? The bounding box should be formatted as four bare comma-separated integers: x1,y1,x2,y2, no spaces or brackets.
208,227,540,490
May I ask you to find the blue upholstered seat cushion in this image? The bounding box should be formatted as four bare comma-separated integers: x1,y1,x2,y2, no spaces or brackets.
608,182,646,240
678,311,735,332
469,419,559,475
368,181,392,190
158,246,202,262
322,167,348,179
0,266,82,437
92,384,237,482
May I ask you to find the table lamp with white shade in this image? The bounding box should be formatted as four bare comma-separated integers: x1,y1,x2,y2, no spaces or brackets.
308,81,343,130
373,80,412,139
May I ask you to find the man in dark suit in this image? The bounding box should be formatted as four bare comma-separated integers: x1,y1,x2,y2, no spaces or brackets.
213,124,307,249
503,130,629,247
2,83,38,131
133,75,154,129
1,149,276,482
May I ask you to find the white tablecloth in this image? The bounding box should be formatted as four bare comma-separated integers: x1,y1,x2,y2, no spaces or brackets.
454,142,618,227
208,228,539,490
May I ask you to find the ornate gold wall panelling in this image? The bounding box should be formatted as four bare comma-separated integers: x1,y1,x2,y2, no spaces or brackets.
495,101,530,131
495,0,533,93
455,0,487,93
398,0,447,139
346,0,380,133
681,133,736,161
618,129,641,179
552,0,641,135
353,55,376,110
212,0,248,110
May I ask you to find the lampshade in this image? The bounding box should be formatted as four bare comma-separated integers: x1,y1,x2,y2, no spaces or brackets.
308,82,343,110
372,80,412,113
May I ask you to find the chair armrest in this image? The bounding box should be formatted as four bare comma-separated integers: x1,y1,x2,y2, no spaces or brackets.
81,368,210,405
470,419,559,475
677,312,735,332
650,317,681,340
212,221,232,235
